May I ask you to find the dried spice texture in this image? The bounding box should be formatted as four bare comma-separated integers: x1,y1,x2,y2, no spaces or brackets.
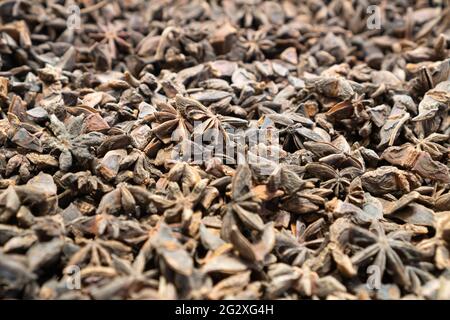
0,0,450,300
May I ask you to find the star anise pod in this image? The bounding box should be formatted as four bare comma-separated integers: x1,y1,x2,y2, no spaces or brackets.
274,218,325,267
89,255,159,299
303,135,365,170
223,0,283,29
42,114,105,171
142,99,192,144
348,220,423,286
279,122,331,152
305,162,362,197
150,179,208,229
96,184,153,218
220,164,275,262
67,238,132,269
417,211,450,270
177,94,247,144
405,263,435,295
89,21,132,60
404,126,448,160
237,28,276,62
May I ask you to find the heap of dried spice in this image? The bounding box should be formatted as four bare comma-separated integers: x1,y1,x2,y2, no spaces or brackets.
1,0,450,300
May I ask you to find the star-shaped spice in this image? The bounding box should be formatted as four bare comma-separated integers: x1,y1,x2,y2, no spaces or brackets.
89,21,132,60
42,114,105,171
348,220,422,286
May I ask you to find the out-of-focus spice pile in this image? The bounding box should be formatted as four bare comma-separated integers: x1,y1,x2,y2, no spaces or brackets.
0,0,450,300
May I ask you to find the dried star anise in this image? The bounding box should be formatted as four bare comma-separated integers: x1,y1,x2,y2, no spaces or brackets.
1,0,450,302
347,220,423,286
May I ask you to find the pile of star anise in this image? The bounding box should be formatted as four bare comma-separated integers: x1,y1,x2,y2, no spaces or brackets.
0,0,450,300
